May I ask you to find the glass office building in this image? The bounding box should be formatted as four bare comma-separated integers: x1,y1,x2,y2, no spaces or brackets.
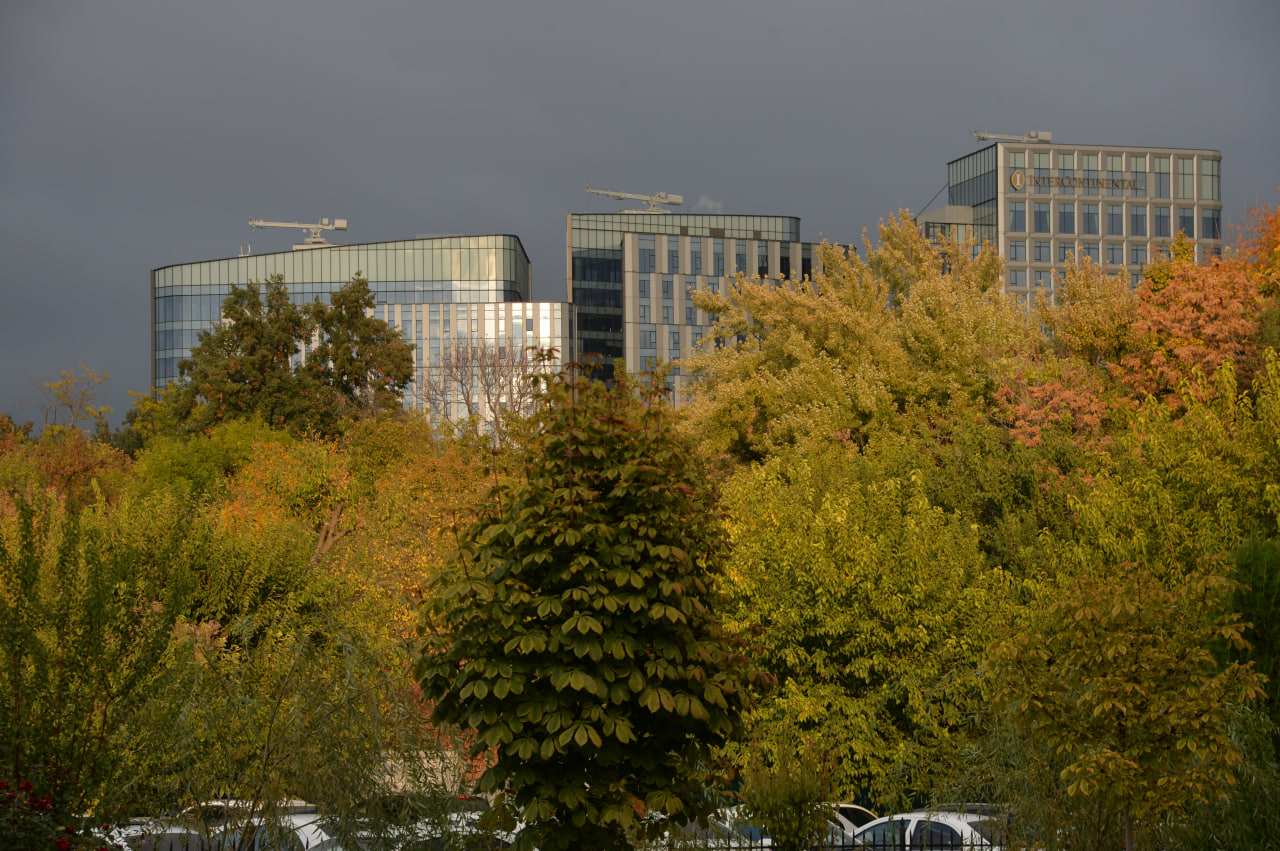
918,140,1223,303
567,212,818,401
151,235,572,421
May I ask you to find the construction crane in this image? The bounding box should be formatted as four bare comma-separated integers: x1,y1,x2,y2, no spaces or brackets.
585,186,684,213
248,217,348,247
973,130,1053,144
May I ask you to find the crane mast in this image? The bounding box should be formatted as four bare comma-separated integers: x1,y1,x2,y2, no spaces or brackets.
248,217,349,248
585,186,684,213
973,130,1053,144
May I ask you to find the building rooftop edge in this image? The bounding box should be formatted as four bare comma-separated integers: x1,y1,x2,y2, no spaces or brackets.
151,233,529,275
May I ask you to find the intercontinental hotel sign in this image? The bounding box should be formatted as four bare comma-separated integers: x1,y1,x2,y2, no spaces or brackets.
1008,169,1144,192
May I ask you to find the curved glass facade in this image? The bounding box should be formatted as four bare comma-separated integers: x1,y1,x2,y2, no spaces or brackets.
152,235,569,421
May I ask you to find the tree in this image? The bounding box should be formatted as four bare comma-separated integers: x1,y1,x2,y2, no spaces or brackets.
28,363,113,438
173,274,412,436
307,275,414,421
990,570,1264,851
415,342,549,444
416,366,761,851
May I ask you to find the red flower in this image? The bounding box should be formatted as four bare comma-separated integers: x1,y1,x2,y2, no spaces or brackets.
55,839,72,851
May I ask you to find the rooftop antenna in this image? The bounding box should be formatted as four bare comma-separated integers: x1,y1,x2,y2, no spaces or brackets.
973,130,1053,144
248,217,349,249
585,186,684,213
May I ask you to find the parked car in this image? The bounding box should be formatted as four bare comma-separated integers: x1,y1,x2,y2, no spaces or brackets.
851,809,1005,850
828,803,878,837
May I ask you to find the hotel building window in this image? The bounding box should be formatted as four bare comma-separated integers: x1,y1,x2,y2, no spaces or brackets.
1202,159,1220,201
1058,203,1075,234
1107,155,1124,196
1010,202,1025,232
1009,269,1026,288
1178,207,1195,238
1082,204,1099,235
1155,206,1171,238
1107,204,1123,236
1034,241,1050,262
1107,243,1124,265
1082,154,1099,196
1082,243,1100,263
1131,245,1147,266
1131,155,1147,197
1177,158,1195,199
1203,209,1221,240
1034,203,1050,233
1058,153,1075,195
1131,207,1147,237
1059,244,1073,263
1009,241,1026,262
1034,153,1050,194
1154,156,1171,198
1035,270,1051,288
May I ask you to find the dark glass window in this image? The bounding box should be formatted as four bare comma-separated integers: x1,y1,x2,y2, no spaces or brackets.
1108,243,1123,264
713,238,725,276
1083,243,1100,262
1033,203,1050,233
1130,155,1147,197
1154,206,1171,238
1009,269,1026,287
1082,204,1099,235
638,277,649,298
1059,244,1073,263
1009,241,1026,261
1203,209,1221,240
1107,205,1123,236
1131,207,1147,237
1010,202,1026,232
1154,157,1170,198
1058,203,1075,234
662,277,673,298
1131,245,1147,265
758,243,769,278
1178,207,1195,238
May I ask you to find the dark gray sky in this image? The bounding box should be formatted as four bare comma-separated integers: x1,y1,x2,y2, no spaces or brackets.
3,1,1278,426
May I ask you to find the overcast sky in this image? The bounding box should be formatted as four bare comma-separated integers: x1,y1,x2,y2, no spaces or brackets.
2,0,1278,427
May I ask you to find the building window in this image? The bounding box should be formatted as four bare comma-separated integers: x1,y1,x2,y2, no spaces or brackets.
1107,155,1124,196
669,330,681,352
1177,158,1195,199
640,329,657,349
1131,207,1147,237
1177,207,1195,238
639,277,649,298
1107,243,1123,265
691,328,703,346
1058,153,1075,196
1130,154,1147,197
1035,270,1051,288
1082,154,1099,196
1154,206,1171,238
668,244,680,274
1058,203,1075,234
736,247,747,275
758,243,769,278
1034,203,1050,233
639,235,656,273
639,305,649,322
1132,273,1143,286
1034,152,1050,194
1009,151,1025,168
1010,201,1026,232
1154,156,1170,198
662,305,673,323
1107,204,1123,236
1009,241,1026,261
1202,159,1220,201
662,277,673,298
713,238,725,276
1131,245,1147,266
686,305,696,324
1009,269,1026,288
1059,244,1073,263
691,243,702,276
1083,243,1100,262
1082,204,1099,235
1034,241,1050,262
1203,209,1222,240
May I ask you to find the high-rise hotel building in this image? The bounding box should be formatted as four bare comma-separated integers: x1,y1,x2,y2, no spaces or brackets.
567,211,819,400
919,138,1222,302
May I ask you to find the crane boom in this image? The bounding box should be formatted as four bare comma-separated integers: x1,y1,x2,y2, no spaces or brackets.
585,186,684,213
249,217,349,245
973,130,1053,144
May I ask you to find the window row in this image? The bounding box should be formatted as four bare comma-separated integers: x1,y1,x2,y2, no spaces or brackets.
1009,202,1220,239
1008,241,1150,266
1007,152,1219,201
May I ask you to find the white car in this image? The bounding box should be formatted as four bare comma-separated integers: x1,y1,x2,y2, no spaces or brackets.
852,809,1005,850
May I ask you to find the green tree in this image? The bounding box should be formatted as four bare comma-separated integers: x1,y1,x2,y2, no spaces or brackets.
307,275,415,420
990,570,1264,851
172,274,412,437
416,367,761,851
